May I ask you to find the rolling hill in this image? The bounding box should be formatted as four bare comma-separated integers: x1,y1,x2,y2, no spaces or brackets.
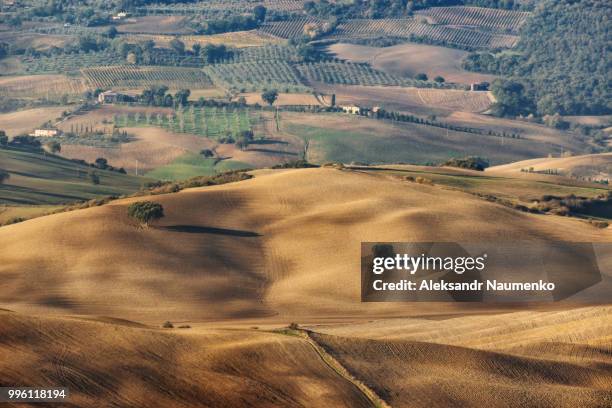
0,312,371,408
487,153,612,181
1,167,609,323
0,146,145,205
1,167,611,407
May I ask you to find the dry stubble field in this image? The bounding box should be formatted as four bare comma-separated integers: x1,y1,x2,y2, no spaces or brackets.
0,168,610,407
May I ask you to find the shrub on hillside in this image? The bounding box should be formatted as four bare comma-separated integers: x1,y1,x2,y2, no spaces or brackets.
443,157,489,171
127,201,165,227
0,169,9,184
272,160,318,169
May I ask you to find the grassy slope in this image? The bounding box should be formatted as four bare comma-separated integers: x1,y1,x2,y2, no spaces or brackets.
282,112,589,165
145,152,252,181
0,147,146,205
360,165,610,201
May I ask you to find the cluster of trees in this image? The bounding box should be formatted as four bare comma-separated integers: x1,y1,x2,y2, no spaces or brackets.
139,86,190,107
443,156,490,171
122,39,233,65
464,0,610,117
261,89,279,106
0,0,113,27
194,6,266,35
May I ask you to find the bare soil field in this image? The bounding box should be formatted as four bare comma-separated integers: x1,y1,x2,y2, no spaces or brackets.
124,30,284,48
0,74,87,99
115,16,194,34
314,83,493,114
0,106,70,136
0,31,73,52
563,115,612,127
0,56,25,75
327,42,498,85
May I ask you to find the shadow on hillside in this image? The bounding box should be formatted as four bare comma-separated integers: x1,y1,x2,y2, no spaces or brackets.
249,139,289,146
247,148,298,156
162,225,261,237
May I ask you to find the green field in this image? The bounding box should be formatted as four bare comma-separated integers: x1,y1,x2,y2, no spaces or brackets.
145,152,252,180
114,106,257,139
285,122,471,165
0,147,146,205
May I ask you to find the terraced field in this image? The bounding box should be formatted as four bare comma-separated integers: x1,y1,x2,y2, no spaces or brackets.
20,50,125,74
415,6,531,34
204,60,308,92
260,18,519,48
0,74,87,99
332,19,520,49
258,18,322,39
296,61,412,87
81,66,214,89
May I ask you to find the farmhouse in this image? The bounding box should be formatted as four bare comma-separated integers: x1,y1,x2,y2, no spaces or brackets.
470,82,490,91
341,105,362,115
33,128,60,137
112,11,130,20
98,91,120,104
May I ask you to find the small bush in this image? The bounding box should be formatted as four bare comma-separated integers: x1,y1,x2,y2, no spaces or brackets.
127,201,164,226
272,160,318,169
288,322,299,330
549,206,570,216
415,176,433,185
162,321,174,328
2,216,26,226
588,219,609,229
